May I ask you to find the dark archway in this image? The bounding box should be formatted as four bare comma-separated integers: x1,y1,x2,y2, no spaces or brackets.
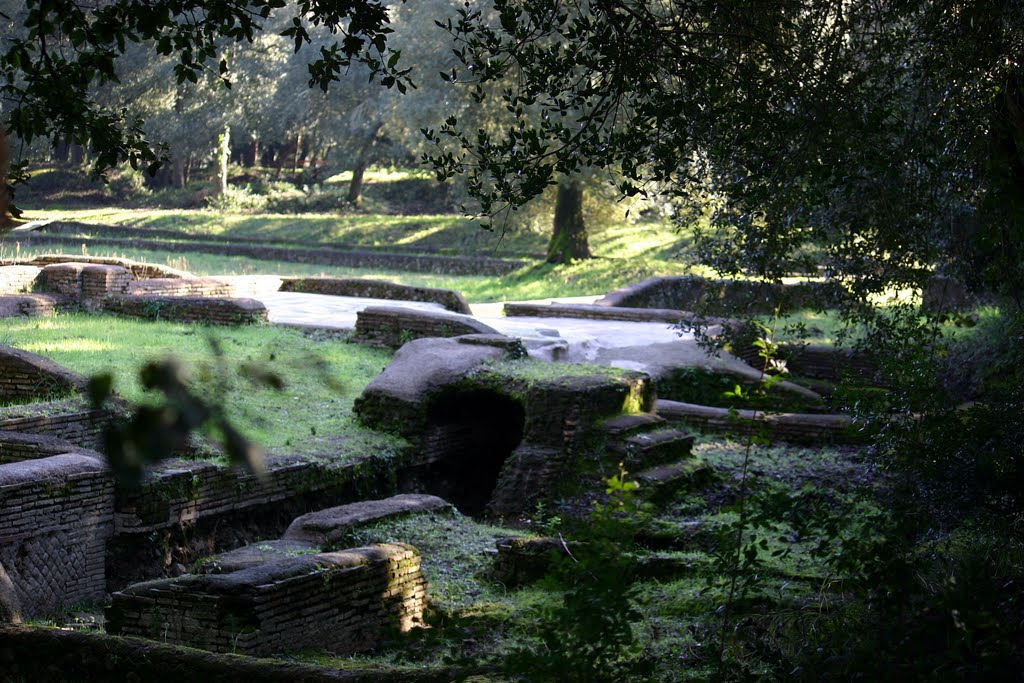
403,389,525,516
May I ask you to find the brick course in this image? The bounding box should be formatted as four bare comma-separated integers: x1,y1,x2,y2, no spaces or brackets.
107,543,427,657
101,295,269,325
0,346,88,403
0,454,114,616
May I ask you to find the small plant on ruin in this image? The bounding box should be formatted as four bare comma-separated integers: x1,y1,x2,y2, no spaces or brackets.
500,465,652,682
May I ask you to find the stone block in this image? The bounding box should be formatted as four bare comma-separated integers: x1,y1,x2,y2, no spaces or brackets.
107,543,427,657
352,306,500,348
284,494,452,547
0,453,114,617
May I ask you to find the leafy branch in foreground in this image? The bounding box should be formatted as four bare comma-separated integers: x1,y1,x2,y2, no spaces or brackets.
87,343,286,485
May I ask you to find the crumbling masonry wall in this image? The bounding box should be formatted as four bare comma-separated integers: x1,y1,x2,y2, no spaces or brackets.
0,454,114,616
0,346,88,404
107,543,426,657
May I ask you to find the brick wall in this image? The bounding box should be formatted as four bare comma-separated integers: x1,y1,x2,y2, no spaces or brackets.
0,266,41,294
38,262,88,296
107,543,427,657
113,454,386,535
107,451,397,587
353,306,498,347
80,264,131,302
37,263,133,304
281,277,472,314
0,293,61,318
126,277,234,297
0,454,114,616
0,408,114,451
101,295,268,325
0,346,88,403
732,342,878,382
656,399,863,445
0,430,99,463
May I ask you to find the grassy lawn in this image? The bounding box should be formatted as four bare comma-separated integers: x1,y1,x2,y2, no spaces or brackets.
0,313,401,458
0,241,697,303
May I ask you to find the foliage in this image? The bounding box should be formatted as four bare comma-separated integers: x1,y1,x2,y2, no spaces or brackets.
501,466,653,682
0,0,410,181
425,0,1024,308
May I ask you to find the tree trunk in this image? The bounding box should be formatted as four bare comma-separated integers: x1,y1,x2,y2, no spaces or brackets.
54,140,71,164
216,124,230,195
0,129,9,229
348,162,366,207
171,156,186,188
292,133,302,173
547,178,592,263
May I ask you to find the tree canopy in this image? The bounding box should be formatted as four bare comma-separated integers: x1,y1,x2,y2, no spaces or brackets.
2,0,1022,301
0,0,409,185
424,0,1024,304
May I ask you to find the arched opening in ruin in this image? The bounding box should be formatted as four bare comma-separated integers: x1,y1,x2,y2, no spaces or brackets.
407,389,526,516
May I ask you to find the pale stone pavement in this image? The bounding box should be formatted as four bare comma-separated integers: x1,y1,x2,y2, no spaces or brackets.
254,290,796,389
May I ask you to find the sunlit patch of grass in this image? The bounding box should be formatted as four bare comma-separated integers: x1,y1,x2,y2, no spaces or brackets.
2,313,399,457
1,243,698,304
323,166,433,185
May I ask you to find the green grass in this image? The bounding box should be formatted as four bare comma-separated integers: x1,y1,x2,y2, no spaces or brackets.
0,313,399,457
0,241,696,304
22,205,691,259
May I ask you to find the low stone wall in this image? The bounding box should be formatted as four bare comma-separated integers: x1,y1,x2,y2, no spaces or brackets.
353,306,499,347
15,233,527,276
0,266,41,293
502,301,729,325
0,405,115,451
0,454,114,616
2,254,188,279
281,277,472,314
108,452,397,587
0,430,100,463
80,264,131,302
732,342,878,383
114,455,379,535
101,295,269,325
107,543,427,657
36,262,132,303
0,626,460,682
597,275,843,315
126,277,234,298
656,399,863,445
0,345,88,403
38,262,88,296
0,293,62,318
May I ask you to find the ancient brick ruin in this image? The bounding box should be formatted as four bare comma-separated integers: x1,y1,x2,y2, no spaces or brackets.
0,454,113,616
0,263,876,670
107,543,427,656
